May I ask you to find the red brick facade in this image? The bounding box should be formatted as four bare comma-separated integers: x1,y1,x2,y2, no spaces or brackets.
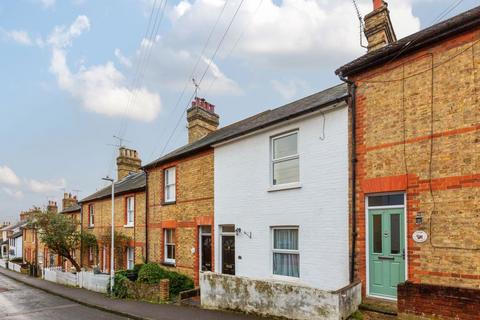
349,25,480,318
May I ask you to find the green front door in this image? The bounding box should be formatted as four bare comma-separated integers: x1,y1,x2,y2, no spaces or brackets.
368,208,405,298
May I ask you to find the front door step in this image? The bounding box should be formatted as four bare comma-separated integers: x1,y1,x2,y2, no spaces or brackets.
360,297,397,316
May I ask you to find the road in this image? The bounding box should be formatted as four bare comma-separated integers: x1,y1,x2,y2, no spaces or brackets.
0,273,129,320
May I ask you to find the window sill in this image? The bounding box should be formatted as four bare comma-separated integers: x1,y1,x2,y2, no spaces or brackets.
123,224,134,228
267,182,302,192
88,225,94,229
162,200,176,206
162,261,176,267
271,274,301,283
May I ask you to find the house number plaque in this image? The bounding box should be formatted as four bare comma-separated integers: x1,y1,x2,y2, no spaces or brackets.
412,230,428,243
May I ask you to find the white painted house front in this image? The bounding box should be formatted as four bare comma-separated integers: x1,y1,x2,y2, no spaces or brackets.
214,105,349,289
201,84,361,320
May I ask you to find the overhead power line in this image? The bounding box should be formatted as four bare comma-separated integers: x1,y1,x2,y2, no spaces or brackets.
156,0,247,158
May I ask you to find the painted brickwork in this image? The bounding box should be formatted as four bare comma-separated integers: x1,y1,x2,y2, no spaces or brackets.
146,149,214,284
81,190,146,271
350,27,480,302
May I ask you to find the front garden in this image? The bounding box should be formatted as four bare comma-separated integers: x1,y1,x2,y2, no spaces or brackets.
109,262,194,303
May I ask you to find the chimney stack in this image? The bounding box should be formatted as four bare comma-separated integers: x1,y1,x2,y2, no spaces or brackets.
116,147,142,181
187,97,219,144
364,0,396,52
47,201,58,214
62,192,78,211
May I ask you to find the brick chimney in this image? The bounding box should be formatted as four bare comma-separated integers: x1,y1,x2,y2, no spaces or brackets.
187,97,219,144
62,193,78,211
116,147,142,181
364,0,397,52
47,201,58,214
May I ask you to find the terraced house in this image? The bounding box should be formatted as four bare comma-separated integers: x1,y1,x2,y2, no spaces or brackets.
143,97,218,285
336,2,480,318
80,147,146,272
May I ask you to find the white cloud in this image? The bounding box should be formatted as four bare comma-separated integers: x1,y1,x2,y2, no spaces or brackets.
39,0,55,8
160,0,421,69
4,30,33,46
48,16,162,122
2,187,24,200
0,166,21,186
47,15,90,48
271,79,311,101
26,178,66,194
114,48,132,68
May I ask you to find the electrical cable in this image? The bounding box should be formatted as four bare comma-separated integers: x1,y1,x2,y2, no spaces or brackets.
147,0,231,161
157,0,246,157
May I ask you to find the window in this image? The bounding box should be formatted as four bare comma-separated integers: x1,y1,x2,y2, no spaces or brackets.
368,194,404,207
88,205,94,227
126,197,135,226
271,131,299,186
164,229,175,264
272,228,299,277
127,247,135,270
164,167,176,203
88,247,93,262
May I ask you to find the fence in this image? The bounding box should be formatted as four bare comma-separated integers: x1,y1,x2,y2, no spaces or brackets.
7,262,21,273
43,267,109,293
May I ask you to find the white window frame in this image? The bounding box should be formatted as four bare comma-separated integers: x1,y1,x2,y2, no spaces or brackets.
88,205,94,227
126,196,135,227
270,131,300,187
88,246,93,262
164,229,175,264
127,247,135,270
271,226,300,279
164,167,176,203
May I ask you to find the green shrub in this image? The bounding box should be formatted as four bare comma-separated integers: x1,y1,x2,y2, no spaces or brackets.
109,270,129,298
166,271,194,297
137,263,168,284
136,263,194,298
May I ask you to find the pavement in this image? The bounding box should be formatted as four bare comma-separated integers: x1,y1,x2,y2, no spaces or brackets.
0,267,263,320
0,272,128,320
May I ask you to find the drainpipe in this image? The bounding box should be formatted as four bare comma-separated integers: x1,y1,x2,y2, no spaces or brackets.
143,168,149,263
339,74,357,284
80,205,83,268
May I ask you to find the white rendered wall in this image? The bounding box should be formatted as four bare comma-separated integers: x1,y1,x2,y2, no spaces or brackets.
214,106,349,291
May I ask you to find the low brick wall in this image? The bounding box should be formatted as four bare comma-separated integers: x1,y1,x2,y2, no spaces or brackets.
200,272,361,320
398,281,480,320
125,279,169,303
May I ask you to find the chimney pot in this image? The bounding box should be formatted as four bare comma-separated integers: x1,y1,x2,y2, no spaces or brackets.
373,0,383,10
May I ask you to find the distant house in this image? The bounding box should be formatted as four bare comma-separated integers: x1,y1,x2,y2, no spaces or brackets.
9,221,26,259
201,84,360,319
80,147,146,273
0,222,12,259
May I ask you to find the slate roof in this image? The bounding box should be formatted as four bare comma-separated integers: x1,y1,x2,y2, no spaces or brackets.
80,171,146,203
335,6,480,77
144,83,349,169
61,203,81,214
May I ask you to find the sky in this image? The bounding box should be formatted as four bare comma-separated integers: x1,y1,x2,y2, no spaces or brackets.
0,0,478,222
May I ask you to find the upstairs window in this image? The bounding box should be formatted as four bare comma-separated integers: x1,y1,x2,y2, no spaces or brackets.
164,167,176,203
272,227,300,278
271,131,299,186
88,205,94,227
164,229,175,264
126,197,135,226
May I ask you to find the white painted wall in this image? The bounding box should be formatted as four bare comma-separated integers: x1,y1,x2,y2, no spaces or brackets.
214,106,349,291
